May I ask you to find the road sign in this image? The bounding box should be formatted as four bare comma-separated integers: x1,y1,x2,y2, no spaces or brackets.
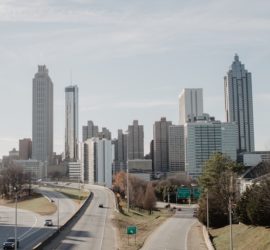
177,187,191,199
193,187,201,199
127,226,137,235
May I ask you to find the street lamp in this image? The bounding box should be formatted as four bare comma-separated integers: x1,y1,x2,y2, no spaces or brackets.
57,198,60,231
14,187,18,250
229,174,234,250
126,131,130,213
205,188,209,231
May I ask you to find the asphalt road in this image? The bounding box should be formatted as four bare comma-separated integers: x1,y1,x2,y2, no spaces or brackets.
45,184,118,250
0,188,76,250
140,207,196,250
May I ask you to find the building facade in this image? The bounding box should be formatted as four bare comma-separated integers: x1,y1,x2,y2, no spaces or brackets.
184,114,237,178
179,88,203,125
82,120,99,142
65,85,79,161
224,54,255,153
19,138,32,160
168,125,185,172
127,120,144,160
32,65,53,163
84,138,112,187
114,129,128,172
153,117,172,173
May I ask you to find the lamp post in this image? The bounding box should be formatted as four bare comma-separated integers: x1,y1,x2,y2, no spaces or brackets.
127,161,129,212
229,174,233,250
14,189,18,250
57,197,60,231
206,190,209,230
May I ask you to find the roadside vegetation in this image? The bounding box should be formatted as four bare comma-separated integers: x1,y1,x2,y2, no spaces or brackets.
112,202,174,250
210,223,270,250
55,187,89,204
198,153,270,249
112,172,194,249
2,193,57,215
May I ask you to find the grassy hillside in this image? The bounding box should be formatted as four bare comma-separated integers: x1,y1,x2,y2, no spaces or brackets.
210,224,270,250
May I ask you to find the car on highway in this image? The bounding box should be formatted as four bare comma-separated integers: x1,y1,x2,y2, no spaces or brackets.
2,237,19,249
44,219,53,226
98,204,104,208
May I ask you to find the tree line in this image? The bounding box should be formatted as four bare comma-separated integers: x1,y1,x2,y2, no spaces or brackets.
0,164,33,199
198,153,270,228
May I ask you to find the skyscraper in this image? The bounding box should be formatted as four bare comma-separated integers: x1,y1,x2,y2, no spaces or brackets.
168,125,185,172
19,138,32,160
179,88,203,124
82,120,99,142
84,138,112,187
224,54,255,153
153,117,172,173
116,129,128,170
32,65,53,163
184,114,237,178
65,85,79,161
127,120,144,160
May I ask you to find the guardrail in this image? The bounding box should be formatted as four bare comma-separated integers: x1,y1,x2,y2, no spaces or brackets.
32,192,93,250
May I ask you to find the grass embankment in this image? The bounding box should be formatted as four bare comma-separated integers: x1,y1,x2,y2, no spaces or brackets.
1,193,57,215
113,207,174,250
55,187,89,204
210,224,270,250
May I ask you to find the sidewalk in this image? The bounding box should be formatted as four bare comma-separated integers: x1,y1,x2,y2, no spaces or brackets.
187,221,208,250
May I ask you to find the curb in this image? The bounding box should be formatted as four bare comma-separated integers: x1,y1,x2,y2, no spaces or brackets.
202,224,215,250
32,192,93,250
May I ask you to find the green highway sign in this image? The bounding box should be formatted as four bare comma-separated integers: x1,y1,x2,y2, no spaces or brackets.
177,187,191,199
193,187,201,199
127,226,137,235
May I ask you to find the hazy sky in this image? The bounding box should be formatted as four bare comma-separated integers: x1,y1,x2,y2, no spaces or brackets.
1,0,270,158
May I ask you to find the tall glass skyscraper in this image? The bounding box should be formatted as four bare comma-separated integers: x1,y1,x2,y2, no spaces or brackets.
65,85,79,161
224,54,255,153
32,65,53,163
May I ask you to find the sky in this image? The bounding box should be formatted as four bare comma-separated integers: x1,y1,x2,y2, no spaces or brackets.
0,0,270,158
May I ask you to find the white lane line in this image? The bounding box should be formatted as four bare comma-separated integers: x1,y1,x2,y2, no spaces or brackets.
18,212,38,241
99,188,108,250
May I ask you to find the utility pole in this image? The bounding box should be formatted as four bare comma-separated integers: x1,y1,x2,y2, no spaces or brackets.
206,190,209,230
15,190,18,250
57,197,60,231
126,130,130,212
229,174,233,250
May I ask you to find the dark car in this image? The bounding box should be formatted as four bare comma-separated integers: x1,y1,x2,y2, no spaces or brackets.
44,219,53,226
3,237,19,249
98,204,104,208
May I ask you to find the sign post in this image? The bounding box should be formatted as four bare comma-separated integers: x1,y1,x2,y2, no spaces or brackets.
127,226,137,245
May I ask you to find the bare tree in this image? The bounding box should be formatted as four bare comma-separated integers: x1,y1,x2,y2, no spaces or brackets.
143,183,157,214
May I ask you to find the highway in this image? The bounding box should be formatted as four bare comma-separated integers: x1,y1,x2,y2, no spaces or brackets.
44,184,118,250
0,188,76,250
140,207,196,250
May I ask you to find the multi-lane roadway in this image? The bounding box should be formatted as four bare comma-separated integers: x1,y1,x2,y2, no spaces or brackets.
44,184,118,250
0,187,76,250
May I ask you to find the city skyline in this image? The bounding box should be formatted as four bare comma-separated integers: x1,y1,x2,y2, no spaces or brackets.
1,0,270,157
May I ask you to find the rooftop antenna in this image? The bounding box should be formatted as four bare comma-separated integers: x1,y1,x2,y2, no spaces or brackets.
70,69,73,85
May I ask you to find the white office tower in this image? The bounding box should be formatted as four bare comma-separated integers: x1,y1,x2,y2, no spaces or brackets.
153,117,172,173
179,88,203,125
224,54,255,153
168,125,185,172
184,114,237,178
32,65,53,164
84,138,112,188
65,85,78,161
127,120,144,160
